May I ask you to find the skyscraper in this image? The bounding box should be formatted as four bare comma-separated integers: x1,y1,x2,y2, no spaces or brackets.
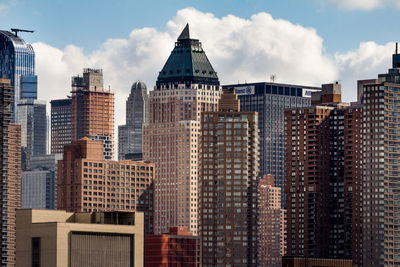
16,99,47,170
50,98,72,154
57,137,154,234
199,88,259,266
143,24,221,234
0,30,37,121
285,83,362,262
71,69,115,160
360,46,400,267
0,79,21,266
118,81,148,160
21,154,61,209
222,82,320,206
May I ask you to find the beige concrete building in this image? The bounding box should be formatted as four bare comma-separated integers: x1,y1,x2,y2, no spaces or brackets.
17,209,144,267
143,24,221,234
58,137,154,234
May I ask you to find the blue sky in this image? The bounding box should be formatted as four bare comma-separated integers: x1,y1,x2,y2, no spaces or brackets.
2,0,399,54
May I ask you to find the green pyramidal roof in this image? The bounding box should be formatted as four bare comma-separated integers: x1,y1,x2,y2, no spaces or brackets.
157,24,219,86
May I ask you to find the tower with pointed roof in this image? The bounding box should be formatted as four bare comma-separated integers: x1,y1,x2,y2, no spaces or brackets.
118,80,149,160
143,24,222,235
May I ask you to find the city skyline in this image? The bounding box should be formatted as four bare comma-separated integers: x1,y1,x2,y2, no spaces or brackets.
1,1,398,133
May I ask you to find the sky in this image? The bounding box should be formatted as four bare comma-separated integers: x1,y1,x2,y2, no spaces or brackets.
1,0,399,130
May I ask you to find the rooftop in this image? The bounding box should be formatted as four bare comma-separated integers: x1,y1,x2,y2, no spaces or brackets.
157,23,219,86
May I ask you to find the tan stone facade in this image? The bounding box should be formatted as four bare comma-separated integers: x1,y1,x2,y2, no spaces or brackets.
16,209,144,267
58,138,154,234
143,86,221,235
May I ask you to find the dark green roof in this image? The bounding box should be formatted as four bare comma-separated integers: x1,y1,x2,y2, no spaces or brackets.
157,24,219,86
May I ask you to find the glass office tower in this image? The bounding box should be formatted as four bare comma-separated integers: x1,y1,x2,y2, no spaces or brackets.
0,30,37,121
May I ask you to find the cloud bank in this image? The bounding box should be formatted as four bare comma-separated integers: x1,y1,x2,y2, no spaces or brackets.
33,7,395,156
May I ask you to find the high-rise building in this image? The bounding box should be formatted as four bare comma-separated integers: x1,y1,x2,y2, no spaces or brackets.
258,174,286,267
57,137,154,234
143,24,221,234
118,81,148,160
21,170,56,209
17,209,144,267
359,46,400,267
199,89,259,266
285,83,363,262
0,30,37,121
16,99,47,170
71,69,114,160
21,154,61,209
145,227,200,267
50,98,72,154
222,82,320,207
0,79,21,266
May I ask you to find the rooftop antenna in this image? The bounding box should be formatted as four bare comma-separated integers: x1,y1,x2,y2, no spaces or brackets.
10,28,34,37
270,74,276,83
396,42,398,54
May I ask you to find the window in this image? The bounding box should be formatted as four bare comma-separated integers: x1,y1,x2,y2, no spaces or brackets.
32,237,41,267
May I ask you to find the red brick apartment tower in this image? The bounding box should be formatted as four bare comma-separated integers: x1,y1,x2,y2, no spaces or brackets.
343,104,363,266
58,137,154,234
199,89,259,266
145,227,200,266
285,83,357,260
258,174,286,267
71,68,114,160
0,79,21,266
143,24,221,235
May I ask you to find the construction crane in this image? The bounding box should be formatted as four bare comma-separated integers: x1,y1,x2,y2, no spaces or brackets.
10,28,34,37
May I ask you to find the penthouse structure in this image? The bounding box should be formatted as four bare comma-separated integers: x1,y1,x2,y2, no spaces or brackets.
143,24,221,234
118,81,148,160
71,69,114,160
50,98,72,154
57,137,154,234
222,82,320,207
0,79,21,266
199,89,259,266
258,174,286,267
285,83,363,263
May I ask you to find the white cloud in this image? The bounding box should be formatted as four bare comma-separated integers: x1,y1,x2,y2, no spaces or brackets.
0,0,17,15
32,7,396,157
322,0,400,10
335,41,394,101
34,7,337,126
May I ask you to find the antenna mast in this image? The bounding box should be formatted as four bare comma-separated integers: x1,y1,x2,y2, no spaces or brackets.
10,28,34,37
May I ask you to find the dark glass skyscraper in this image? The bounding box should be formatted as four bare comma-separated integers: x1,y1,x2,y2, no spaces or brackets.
0,30,37,121
118,81,148,160
50,99,72,154
222,82,320,206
